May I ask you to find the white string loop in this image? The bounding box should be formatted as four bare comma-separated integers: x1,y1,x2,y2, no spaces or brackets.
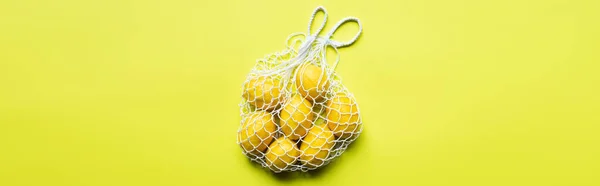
324,17,363,48
307,6,328,37
306,6,362,48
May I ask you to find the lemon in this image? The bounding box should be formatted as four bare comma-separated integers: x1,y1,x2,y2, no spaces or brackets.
299,125,335,168
237,111,277,156
326,92,362,139
265,137,300,171
279,94,314,140
243,76,283,110
295,63,329,102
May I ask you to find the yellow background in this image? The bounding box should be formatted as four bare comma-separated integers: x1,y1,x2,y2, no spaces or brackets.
1,0,599,185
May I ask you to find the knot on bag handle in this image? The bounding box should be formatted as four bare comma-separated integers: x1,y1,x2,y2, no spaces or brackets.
306,6,363,48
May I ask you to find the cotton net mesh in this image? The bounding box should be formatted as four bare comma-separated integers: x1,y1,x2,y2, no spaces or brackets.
237,6,363,173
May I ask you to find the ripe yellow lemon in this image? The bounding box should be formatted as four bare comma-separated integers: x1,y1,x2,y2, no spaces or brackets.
237,111,277,156
279,94,314,140
243,76,283,110
265,137,300,171
326,92,362,139
295,63,329,102
299,125,335,168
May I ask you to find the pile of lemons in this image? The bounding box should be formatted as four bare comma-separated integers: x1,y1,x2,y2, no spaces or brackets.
238,62,362,172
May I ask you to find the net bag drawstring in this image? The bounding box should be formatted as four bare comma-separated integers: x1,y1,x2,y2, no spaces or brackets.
257,6,362,76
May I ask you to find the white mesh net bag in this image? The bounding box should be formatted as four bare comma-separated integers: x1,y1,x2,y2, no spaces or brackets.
237,6,363,173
